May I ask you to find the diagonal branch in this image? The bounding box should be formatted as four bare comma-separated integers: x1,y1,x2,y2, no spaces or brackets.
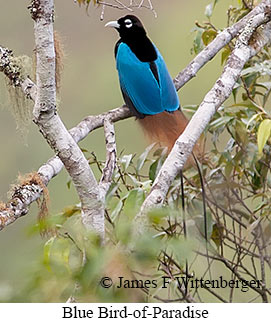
134,6,271,235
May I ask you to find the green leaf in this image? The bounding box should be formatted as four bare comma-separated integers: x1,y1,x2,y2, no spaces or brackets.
105,182,119,203
149,147,167,181
123,188,145,218
43,237,56,271
211,223,224,248
221,46,231,65
225,161,233,178
120,154,133,171
153,146,167,157
235,120,248,146
193,212,214,241
257,119,271,154
252,161,266,191
62,205,81,218
80,147,89,153
202,29,217,46
128,174,142,187
148,207,170,226
209,116,233,130
111,199,123,222
136,143,156,173
205,3,213,18
192,27,204,55
67,179,72,189
149,159,159,182
149,159,164,182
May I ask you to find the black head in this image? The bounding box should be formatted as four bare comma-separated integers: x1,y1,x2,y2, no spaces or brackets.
105,15,157,62
105,15,146,40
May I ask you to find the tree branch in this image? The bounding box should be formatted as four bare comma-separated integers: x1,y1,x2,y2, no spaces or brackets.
30,0,105,238
134,6,271,235
0,106,129,232
99,117,117,201
0,182,43,230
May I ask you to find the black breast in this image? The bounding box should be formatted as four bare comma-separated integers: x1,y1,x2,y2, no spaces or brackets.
114,36,157,62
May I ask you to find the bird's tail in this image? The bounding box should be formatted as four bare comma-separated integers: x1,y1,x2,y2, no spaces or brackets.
138,110,188,151
138,110,202,163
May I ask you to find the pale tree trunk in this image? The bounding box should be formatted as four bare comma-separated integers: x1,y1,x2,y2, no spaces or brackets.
30,0,105,239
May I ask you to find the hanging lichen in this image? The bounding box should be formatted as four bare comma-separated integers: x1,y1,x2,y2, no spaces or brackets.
3,54,33,138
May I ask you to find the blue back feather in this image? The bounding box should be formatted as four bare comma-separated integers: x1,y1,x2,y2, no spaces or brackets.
116,42,179,115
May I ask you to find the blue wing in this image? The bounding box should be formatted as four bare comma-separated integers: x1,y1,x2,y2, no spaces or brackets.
116,42,179,116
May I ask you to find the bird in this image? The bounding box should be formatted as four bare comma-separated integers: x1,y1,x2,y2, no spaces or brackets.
105,15,188,151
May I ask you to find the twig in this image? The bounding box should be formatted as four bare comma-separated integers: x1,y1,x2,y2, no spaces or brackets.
97,0,157,18
99,117,117,200
114,0,133,11
253,222,269,302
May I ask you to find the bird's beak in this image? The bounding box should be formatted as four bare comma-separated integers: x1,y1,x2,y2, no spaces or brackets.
105,21,120,29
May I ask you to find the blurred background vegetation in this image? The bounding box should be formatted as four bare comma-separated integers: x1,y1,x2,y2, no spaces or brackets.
0,0,270,302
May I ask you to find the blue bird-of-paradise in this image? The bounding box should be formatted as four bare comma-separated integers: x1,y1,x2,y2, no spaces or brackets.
106,15,188,151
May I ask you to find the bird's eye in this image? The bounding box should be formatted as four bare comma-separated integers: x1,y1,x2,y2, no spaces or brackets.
124,19,133,28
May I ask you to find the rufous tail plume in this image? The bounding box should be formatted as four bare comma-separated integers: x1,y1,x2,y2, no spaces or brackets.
138,110,188,151
138,110,202,164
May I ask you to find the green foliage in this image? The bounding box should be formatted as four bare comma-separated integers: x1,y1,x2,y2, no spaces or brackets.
191,0,257,65
257,119,271,155
5,144,204,302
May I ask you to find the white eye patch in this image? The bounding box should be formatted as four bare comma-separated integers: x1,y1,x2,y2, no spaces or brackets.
124,19,133,28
